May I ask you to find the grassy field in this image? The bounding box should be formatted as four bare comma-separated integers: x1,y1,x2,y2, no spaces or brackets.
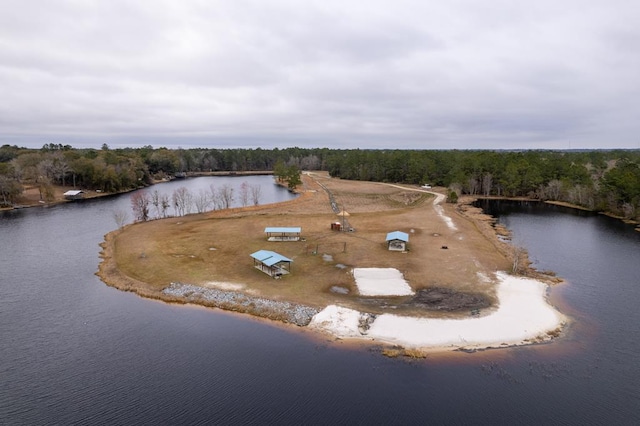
98,172,513,317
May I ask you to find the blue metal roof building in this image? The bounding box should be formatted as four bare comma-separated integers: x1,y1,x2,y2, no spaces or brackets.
386,231,409,251
250,250,293,277
264,227,302,241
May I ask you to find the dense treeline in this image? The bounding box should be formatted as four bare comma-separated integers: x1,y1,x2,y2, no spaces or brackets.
0,144,151,204
1,143,639,221
326,149,640,219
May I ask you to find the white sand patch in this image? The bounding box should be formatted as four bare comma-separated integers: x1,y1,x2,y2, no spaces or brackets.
310,272,565,351
309,305,362,337
353,268,414,296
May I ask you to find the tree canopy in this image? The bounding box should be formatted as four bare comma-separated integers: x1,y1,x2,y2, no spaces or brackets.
1,144,638,220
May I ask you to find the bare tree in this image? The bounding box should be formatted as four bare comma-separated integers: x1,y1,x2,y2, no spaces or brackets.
448,183,462,201
0,176,22,206
194,188,211,213
131,192,151,222
53,159,71,187
209,184,221,210
172,187,183,216
545,180,563,201
511,245,528,275
160,193,170,217
250,183,262,206
239,181,249,207
300,155,321,170
568,184,594,208
468,174,480,195
37,159,55,182
217,184,234,209
183,188,194,215
482,173,493,196
9,159,23,182
621,202,635,220
150,190,161,219
172,186,192,216
567,185,581,205
32,173,55,202
112,208,129,228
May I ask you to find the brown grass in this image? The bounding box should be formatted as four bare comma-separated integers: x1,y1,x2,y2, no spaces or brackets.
381,347,405,358
380,346,428,359
98,172,512,317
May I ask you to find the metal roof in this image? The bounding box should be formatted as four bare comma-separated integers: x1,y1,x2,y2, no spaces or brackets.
386,231,409,242
250,250,293,267
63,190,84,196
264,227,301,234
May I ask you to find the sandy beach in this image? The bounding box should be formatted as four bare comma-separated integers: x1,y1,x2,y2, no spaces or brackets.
308,186,565,351
309,271,565,351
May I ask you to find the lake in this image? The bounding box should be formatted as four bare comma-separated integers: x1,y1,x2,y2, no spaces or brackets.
1,181,639,425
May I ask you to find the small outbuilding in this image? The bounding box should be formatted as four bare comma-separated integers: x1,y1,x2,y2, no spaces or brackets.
250,250,293,277
264,227,301,241
63,190,85,200
386,231,409,251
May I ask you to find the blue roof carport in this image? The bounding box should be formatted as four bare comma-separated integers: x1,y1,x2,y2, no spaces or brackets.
264,227,302,241
386,231,409,242
250,250,293,277
386,231,409,251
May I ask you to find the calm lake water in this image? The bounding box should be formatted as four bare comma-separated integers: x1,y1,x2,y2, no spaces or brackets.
1,182,639,425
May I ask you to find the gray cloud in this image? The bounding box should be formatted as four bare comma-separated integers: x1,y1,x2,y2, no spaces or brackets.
1,0,639,149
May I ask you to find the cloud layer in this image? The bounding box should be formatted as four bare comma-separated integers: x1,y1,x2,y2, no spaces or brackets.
1,0,638,149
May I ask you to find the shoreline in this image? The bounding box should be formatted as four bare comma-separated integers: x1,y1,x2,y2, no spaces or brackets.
6,176,637,232
98,256,566,355
472,195,639,228
1,171,277,212
309,272,566,352
97,176,568,355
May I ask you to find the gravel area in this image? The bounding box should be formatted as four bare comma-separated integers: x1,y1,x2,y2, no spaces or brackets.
163,282,320,326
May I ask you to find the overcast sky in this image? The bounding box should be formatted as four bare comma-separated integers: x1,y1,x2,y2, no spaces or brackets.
1,0,639,150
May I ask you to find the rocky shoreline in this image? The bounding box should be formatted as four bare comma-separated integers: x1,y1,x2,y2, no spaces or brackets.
162,283,320,326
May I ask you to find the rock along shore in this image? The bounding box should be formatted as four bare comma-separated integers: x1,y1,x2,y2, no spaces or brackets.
163,283,320,326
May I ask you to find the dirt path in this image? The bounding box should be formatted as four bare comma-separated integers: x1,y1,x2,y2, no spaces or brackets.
372,182,455,231
304,172,352,230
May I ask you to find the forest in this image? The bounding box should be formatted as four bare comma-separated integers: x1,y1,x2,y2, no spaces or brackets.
1,143,639,221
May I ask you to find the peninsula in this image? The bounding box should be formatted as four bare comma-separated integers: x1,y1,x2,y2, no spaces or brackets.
98,172,566,354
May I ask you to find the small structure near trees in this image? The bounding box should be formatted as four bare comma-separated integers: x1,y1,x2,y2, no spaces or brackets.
386,231,409,251
63,190,85,200
250,250,293,278
264,227,301,241
335,210,352,232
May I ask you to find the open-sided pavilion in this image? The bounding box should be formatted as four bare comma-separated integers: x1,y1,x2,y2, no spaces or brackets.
264,227,302,241
386,231,409,251
250,250,293,278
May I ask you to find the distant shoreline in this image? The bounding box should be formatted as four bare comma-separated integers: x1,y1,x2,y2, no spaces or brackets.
473,196,639,228
7,175,636,233
1,171,276,212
